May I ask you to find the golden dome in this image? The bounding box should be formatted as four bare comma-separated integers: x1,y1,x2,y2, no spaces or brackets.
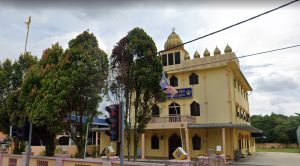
214,46,221,56
224,44,232,53
203,48,210,57
193,50,200,58
184,52,190,60
164,31,183,50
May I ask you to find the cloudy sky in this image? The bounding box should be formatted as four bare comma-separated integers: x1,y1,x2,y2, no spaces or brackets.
0,0,299,116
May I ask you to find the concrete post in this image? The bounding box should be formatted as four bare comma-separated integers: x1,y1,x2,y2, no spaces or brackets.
222,128,227,164
185,128,191,160
141,133,145,159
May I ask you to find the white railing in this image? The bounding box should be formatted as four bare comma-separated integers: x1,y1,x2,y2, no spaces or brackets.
149,115,196,124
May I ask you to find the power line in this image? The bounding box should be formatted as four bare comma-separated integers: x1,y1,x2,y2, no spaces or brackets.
158,0,299,53
166,44,300,72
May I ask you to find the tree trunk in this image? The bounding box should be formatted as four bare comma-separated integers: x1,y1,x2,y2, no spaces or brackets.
42,132,56,156
133,89,140,161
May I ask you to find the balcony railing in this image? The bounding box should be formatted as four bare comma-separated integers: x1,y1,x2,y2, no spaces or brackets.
149,115,196,124
147,115,196,129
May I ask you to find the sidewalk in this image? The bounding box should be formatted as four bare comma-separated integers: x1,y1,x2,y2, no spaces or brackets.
229,152,300,166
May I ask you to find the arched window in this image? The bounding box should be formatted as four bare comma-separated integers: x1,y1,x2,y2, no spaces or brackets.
152,105,159,117
169,102,180,122
169,102,180,115
192,135,201,150
151,135,159,149
189,73,199,85
190,101,200,116
170,76,178,87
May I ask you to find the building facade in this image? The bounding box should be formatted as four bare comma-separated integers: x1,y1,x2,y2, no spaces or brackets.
100,31,262,160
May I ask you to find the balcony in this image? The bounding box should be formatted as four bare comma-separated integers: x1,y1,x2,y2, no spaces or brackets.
146,115,196,129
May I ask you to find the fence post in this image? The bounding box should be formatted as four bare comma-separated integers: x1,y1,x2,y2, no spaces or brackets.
55,157,63,166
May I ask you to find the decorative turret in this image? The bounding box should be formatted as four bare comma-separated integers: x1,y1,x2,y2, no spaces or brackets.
193,50,200,58
214,46,221,56
184,52,190,60
164,29,183,50
224,44,232,53
203,48,210,57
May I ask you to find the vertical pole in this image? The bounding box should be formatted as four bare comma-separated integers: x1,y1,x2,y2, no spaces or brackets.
96,131,99,157
141,133,145,159
84,122,89,159
120,102,125,166
222,128,227,164
185,128,191,160
25,122,32,166
9,126,12,137
24,16,32,166
24,16,31,53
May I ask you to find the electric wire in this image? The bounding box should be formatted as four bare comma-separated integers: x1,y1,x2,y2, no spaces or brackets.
166,44,300,72
158,0,299,53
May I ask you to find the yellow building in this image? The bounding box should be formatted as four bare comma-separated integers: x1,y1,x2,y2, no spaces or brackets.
99,31,262,161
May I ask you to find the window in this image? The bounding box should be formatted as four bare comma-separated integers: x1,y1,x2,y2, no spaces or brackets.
162,54,167,66
169,102,180,115
168,53,174,65
192,135,201,150
190,101,200,116
170,76,178,87
175,52,181,64
151,135,159,149
189,73,199,85
161,52,181,66
152,105,159,117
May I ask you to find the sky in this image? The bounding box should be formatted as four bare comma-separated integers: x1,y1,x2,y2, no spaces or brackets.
0,0,299,116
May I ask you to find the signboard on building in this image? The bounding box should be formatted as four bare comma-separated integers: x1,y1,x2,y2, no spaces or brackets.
167,88,192,99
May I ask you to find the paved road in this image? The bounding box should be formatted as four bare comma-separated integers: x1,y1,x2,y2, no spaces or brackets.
229,152,300,166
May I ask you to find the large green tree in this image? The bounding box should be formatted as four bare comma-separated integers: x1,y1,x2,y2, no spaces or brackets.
110,27,164,160
0,53,38,154
21,31,109,158
21,43,65,156
251,113,300,144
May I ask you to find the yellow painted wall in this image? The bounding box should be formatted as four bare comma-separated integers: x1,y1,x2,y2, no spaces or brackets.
63,160,103,166
1,155,23,166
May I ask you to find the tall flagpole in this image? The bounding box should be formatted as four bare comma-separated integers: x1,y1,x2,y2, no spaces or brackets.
24,16,31,53
24,16,32,166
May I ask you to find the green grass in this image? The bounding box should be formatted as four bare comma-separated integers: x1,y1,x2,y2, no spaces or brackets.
256,148,300,153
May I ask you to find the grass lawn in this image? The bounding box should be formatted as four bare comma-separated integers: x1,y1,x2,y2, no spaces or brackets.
256,148,300,153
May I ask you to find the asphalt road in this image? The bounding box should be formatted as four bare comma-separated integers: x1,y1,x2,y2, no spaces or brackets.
229,152,300,166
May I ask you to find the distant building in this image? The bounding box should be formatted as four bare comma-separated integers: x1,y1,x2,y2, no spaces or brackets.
99,30,262,161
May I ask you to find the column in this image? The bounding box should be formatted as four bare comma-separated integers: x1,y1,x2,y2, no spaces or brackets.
185,128,191,160
141,133,145,159
96,131,99,157
222,128,227,163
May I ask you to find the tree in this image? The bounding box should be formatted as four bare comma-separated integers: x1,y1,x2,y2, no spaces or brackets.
0,53,38,154
110,27,164,160
20,43,65,156
59,31,109,158
251,113,300,144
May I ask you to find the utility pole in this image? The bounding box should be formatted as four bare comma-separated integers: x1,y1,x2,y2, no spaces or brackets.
24,16,31,53
120,101,125,166
24,16,32,166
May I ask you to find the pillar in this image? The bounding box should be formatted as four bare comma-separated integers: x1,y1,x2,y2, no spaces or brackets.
185,128,191,160
141,133,145,159
222,128,227,163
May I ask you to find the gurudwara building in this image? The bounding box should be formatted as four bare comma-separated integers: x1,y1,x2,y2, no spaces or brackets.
99,31,262,161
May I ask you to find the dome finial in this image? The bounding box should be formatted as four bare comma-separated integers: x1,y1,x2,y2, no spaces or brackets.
194,50,200,58
214,46,221,56
164,29,183,50
172,27,176,32
203,48,210,57
224,44,232,53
